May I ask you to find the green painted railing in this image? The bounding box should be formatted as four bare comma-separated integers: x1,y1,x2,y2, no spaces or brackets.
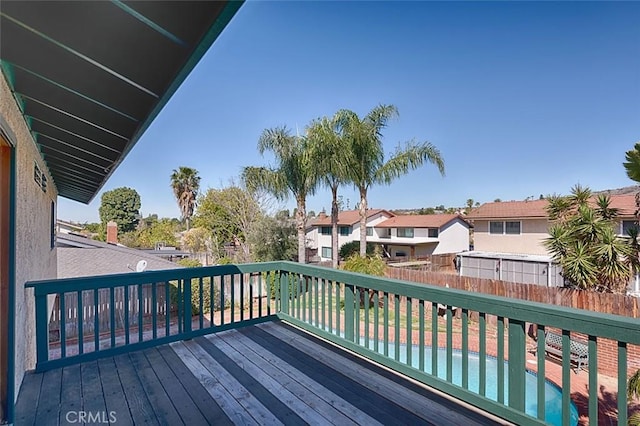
26,263,282,372
28,261,640,425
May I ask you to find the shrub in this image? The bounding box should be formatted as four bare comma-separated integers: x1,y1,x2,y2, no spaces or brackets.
169,277,220,316
339,241,376,259
341,254,386,276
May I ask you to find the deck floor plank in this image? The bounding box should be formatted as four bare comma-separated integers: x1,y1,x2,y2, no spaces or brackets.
97,357,133,426
34,367,62,426
80,361,108,425
58,364,83,426
14,371,43,426
169,341,260,426
264,322,495,426
211,330,378,426
142,347,210,426
112,353,158,425
177,339,283,426
155,345,233,425
195,335,308,426
128,350,183,426
16,321,508,426
202,332,330,425
242,324,435,426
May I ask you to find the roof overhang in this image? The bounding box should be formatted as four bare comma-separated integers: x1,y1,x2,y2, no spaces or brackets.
1,1,242,203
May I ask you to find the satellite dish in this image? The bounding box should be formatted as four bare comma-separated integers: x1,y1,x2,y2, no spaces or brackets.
136,260,148,272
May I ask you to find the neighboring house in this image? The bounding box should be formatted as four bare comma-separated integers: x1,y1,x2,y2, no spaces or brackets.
306,211,470,261
461,194,638,287
56,233,182,279
0,2,239,422
307,209,395,261
466,199,549,255
55,219,84,235
467,194,638,256
373,214,471,259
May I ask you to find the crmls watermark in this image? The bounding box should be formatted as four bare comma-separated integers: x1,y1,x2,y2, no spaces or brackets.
65,411,117,424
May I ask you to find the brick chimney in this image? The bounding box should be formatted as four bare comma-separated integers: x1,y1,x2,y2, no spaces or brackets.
318,211,327,220
106,221,118,244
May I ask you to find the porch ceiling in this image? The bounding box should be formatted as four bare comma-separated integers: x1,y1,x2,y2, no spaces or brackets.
0,1,242,203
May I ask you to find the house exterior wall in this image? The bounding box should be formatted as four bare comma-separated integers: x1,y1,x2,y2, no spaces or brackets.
1,73,57,399
433,219,470,254
374,219,470,257
311,212,392,261
472,218,548,255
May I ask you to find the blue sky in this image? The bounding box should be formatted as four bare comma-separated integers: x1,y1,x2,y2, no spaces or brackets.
58,1,640,223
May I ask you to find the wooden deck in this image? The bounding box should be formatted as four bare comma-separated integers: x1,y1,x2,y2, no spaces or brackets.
15,321,508,426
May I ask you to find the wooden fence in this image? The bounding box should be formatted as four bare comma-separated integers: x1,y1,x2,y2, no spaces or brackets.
385,268,640,318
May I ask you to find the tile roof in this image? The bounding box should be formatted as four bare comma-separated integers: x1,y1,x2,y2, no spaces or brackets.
57,233,182,279
376,214,467,228
311,209,394,226
466,199,548,219
467,194,638,220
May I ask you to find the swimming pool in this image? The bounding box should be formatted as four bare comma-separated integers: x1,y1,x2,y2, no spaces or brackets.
364,341,579,426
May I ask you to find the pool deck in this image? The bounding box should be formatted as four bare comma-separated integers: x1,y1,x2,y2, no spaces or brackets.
15,321,510,426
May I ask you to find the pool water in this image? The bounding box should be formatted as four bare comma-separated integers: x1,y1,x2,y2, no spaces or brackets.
364,341,579,426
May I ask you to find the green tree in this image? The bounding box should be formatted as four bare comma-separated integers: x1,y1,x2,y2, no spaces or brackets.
338,104,445,256
98,187,141,233
251,213,297,262
243,127,317,263
136,218,179,248
307,114,352,268
544,185,635,293
170,166,200,230
193,185,264,262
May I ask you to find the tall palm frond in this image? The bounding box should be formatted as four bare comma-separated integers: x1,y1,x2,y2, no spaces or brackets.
170,166,200,230
243,127,317,263
307,115,352,268
340,104,445,257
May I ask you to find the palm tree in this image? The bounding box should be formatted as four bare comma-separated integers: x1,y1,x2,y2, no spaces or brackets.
170,167,200,230
242,127,317,263
307,115,351,268
338,104,445,257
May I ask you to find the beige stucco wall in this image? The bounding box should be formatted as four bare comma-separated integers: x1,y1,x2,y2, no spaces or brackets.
1,72,57,399
472,218,549,255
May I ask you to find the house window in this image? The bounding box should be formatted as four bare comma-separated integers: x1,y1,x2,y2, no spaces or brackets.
505,221,521,234
321,246,332,258
622,220,640,236
489,221,504,234
395,251,407,257
397,228,414,238
366,227,373,236
490,221,521,235
339,226,350,236
428,228,439,238
320,226,331,235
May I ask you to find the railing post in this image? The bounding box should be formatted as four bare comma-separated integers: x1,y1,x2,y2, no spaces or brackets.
344,284,355,342
183,279,192,334
34,291,49,367
508,318,526,412
279,272,289,315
